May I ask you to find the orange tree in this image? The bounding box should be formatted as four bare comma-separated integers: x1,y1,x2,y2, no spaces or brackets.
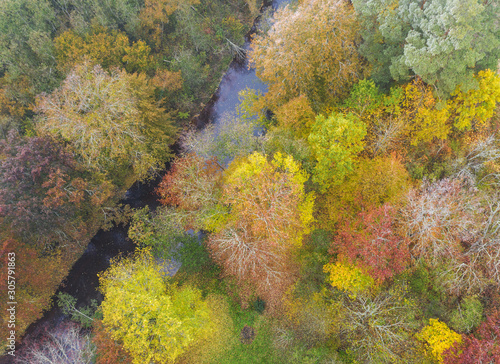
249,0,368,109
208,152,315,311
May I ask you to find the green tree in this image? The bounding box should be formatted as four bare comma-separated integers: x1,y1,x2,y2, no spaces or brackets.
99,249,212,364
308,112,367,191
0,0,59,92
353,0,500,95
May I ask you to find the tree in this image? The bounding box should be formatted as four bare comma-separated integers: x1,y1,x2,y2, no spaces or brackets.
283,288,341,346
352,0,500,96
180,113,264,167
15,322,95,364
0,130,109,248
340,285,420,363
249,0,368,108
416,319,462,363
51,0,143,36
400,178,480,265
54,26,153,74
323,261,375,298
138,0,200,50
99,249,212,364
318,156,410,227
92,320,132,364
208,152,314,310
274,95,316,139
155,153,226,231
221,152,314,248
332,204,410,283
308,112,367,192
445,189,500,295
0,239,77,350
262,127,314,175
36,61,177,186
448,69,500,131
0,0,59,93
449,296,484,334
343,78,452,148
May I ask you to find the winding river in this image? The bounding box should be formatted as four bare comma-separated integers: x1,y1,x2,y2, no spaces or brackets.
0,0,290,361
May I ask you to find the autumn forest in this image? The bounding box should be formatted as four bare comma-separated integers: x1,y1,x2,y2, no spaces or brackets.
1,0,500,363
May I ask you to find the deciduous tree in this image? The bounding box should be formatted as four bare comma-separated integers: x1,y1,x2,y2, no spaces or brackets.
318,156,410,227
332,204,410,283
54,26,153,74
416,318,462,363
36,61,176,186
400,178,480,265
340,285,420,363
208,152,314,310
0,0,59,93
0,130,109,248
0,239,77,349
180,113,264,166
99,250,212,364
443,309,500,364
15,322,95,364
448,69,500,131
156,153,226,231
274,95,315,139
308,112,367,191
249,0,368,108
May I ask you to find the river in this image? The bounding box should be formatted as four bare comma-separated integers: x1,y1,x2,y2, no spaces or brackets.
0,0,289,362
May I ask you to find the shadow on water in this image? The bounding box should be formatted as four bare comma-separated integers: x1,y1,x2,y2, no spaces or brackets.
1,0,289,361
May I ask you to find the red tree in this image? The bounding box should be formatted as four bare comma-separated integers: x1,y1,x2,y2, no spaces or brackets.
0,130,109,248
331,204,410,283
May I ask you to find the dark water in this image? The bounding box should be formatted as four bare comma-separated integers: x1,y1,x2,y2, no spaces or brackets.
1,0,288,361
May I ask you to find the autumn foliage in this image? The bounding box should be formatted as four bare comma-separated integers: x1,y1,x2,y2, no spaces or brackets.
331,204,410,283
0,130,106,248
99,250,212,364
249,0,368,108
208,152,314,310
0,239,78,347
417,319,462,363
36,61,176,185
156,153,225,230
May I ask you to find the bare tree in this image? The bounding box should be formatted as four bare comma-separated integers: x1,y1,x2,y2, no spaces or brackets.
341,286,420,364
399,178,481,265
15,322,95,364
180,112,264,167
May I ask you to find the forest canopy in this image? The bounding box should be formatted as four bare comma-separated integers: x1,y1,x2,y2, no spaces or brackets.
2,0,500,363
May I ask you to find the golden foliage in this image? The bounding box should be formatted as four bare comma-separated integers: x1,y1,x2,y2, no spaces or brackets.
323,261,375,298
249,0,368,109
416,319,462,363
275,95,315,139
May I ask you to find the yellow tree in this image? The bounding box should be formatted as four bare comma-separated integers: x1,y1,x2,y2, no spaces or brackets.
99,250,212,364
249,0,368,109
274,95,316,139
54,26,153,74
36,61,176,186
416,319,462,363
448,69,500,131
